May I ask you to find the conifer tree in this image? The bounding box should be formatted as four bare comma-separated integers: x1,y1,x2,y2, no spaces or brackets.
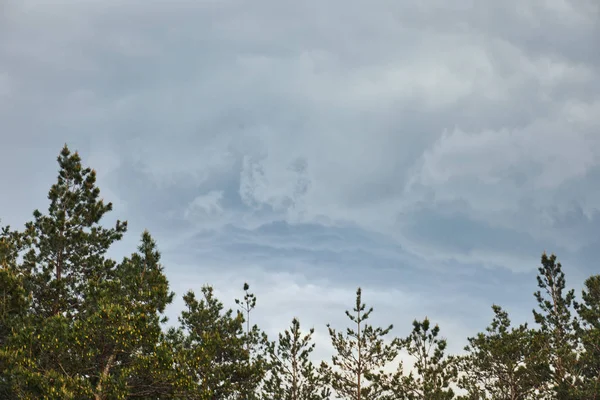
0,223,22,270
174,285,264,399
73,231,177,399
6,228,178,399
531,252,579,398
2,146,178,399
574,275,600,398
1,146,129,397
323,287,399,400
235,282,269,400
0,223,25,344
393,318,457,400
19,145,127,318
263,317,330,400
457,305,548,400
0,223,28,398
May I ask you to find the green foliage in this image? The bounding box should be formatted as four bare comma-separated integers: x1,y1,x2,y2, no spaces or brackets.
0,224,28,398
0,223,22,270
1,146,177,399
458,305,548,400
574,275,600,399
0,224,27,344
235,282,269,400
263,317,330,400
68,232,177,399
532,252,579,398
323,287,399,400
393,318,457,400
174,285,264,399
19,145,127,318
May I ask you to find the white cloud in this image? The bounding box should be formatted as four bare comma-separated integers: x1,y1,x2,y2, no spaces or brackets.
402,97,600,241
184,190,225,219
239,154,310,220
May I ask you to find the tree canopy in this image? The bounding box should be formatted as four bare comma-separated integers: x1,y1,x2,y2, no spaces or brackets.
0,146,598,399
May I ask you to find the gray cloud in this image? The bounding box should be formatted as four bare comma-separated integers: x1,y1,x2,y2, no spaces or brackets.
1,0,598,356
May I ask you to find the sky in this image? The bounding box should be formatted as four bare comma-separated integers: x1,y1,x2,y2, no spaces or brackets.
1,0,599,365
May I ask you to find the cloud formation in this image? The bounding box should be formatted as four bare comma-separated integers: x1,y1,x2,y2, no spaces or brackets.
1,0,598,359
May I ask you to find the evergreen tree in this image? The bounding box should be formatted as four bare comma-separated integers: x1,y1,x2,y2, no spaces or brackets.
574,274,600,398
2,146,129,398
263,317,330,400
174,285,264,399
19,145,127,318
0,223,26,344
71,231,177,399
458,305,548,400
5,229,179,399
2,146,178,399
235,282,269,400
393,318,457,400
531,252,579,398
0,223,28,398
107,231,184,399
0,223,22,270
323,287,399,400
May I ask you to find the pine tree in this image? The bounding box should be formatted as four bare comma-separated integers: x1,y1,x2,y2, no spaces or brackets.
235,282,269,400
457,305,548,400
174,285,264,399
394,318,457,400
0,223,26,344
0,223,28,398
19,145,127,318
323,287,399,400
111,232,181,397
0,223,22,270
2,146,128,398
72,231,177,399
573,274,600,399
531,252,579,398
2,146,178,399
263,317,330,400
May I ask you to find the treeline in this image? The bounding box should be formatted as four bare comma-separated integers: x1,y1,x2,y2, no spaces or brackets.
0,146,598,400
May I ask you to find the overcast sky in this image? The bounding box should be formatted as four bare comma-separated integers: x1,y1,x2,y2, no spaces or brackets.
1,0,599,362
